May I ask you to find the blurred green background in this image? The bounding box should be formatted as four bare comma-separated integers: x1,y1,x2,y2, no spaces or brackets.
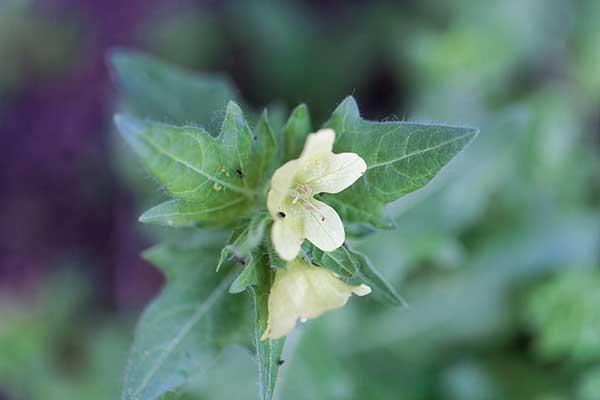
1,0,599,399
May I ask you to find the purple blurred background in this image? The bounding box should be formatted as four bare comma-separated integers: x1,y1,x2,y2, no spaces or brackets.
0,0,170,307
0,0,402,309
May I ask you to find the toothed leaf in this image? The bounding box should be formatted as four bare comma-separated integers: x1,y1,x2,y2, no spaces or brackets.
109,49,241,133
304,243,404,306
122,241,250,400
323,96,478,230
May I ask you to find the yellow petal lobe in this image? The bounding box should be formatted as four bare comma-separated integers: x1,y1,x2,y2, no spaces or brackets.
261,259,371,340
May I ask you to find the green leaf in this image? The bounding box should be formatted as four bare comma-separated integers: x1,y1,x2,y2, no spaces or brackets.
524,270,600,363
250,255,286,400
323,96,478,230
109,49,241,133
229,261,258,294
578,366,600,400
217,212,271,272
253,110,278,189
122,241,250,400
114,106,254,199
114,101,274,227
282,103,311,161
139,198,250,227
304,243,404,306
266,236,288,270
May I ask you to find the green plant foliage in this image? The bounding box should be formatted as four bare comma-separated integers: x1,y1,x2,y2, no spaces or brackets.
250,253,286,400
113,50,476,400
4,1,600,399
114,101,276,227
282,103,311,161
122,240,250,400
109,50,242,132
322,96,478,230
351,214,600,355
229,262,258,294
578,367,600,400
138,198,252,227
218,212,271,294
303,243,404,306
217,212,270,272
0,269,129,400
524,270,600,363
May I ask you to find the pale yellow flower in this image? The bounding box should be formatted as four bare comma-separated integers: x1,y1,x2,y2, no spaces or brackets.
267,129,366,260
261,258,371,340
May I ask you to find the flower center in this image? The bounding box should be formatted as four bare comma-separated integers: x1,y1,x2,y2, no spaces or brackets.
290,183,313,205
288,183,327,222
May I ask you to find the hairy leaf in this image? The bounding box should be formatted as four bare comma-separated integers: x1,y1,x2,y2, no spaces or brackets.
323,96,478,229
139,198,250,227
122,241,250,400
282,103,311,161
109,49,241,133
250,255,286,400
115,101,275,226
229,261,258,294
217,212,270,271
304,243,404,306
252,111,278,189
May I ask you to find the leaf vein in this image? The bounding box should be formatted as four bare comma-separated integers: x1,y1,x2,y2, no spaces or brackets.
366,132,473,171
130,272,234,398
137,133,255,196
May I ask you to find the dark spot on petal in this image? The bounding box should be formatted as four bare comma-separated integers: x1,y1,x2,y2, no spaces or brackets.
277,212,286,218
321,217,326,222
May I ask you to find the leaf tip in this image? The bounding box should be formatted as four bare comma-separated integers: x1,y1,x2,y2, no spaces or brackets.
258,108,270,123
114,114,146,142
138,203,176,227
106,47,128,69
138,209,153,224
225,100,243,115
470,127,480,139
291,103,309,117
459,126,480,150
336,96,360,117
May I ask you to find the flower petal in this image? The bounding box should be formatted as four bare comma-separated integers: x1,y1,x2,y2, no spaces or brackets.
302,199,344,252
298,128,335,161
267,159,300,217
296,152,366,194
261,259,371,340
271,218,304,261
